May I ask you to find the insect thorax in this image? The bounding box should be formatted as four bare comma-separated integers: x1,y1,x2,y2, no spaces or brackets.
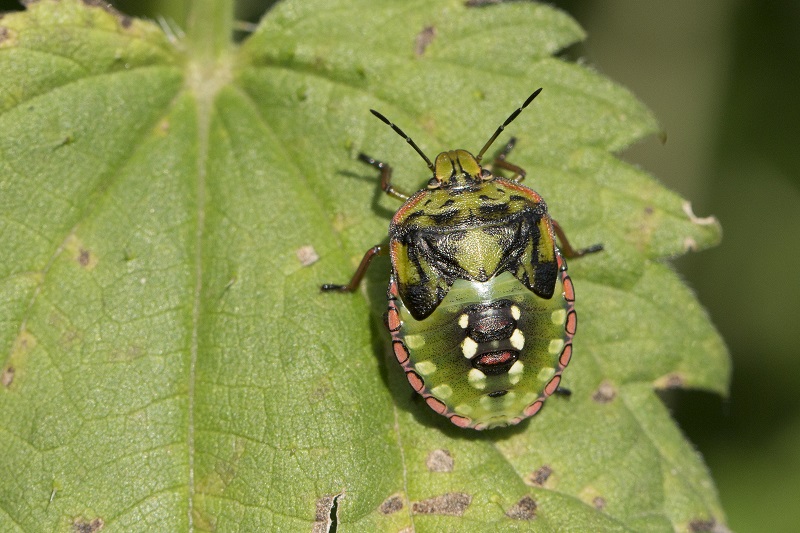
389,179,559,321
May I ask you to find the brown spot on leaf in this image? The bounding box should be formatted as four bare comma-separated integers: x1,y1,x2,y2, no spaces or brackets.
2,366,14,387
65,236,98,269
425,449,453,472
193,438,245,497
8,331,36,377
690,521,714,532
73,517,104,533
593,496,606,510
313,493,342,533
58,326,85,354
296,245,320,266
505,495,537,520
689,518,731,532
54,134,74,150
216,437,245,487
526,465,552,487
412,492,471,516
76,248,97,270
465,0,504,6
309,377,332,404
16,332,34,351
414,26,436,56
644,205,654,215
592,381,617,403
156,118,170,135
314,496,333,526
110,343,144,362
666,373,685,388
192,508,216,531
379,494,404,515
579,485,607,509
654,372,686,390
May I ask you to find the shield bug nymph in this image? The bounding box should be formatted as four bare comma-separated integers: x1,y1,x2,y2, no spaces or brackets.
322,89,602,430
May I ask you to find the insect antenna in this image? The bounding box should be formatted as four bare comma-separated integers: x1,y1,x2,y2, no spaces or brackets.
369,109,435,171
476,88,543,162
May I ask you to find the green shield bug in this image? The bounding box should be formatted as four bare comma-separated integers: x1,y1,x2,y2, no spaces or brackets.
323,89,602,429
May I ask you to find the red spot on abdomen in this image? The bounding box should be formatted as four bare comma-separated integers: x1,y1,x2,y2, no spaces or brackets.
406,371,425,392
425,396,447,414
472,349,519,376
477,350,514,367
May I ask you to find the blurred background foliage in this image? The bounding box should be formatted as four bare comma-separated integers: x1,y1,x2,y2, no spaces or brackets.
2,0,796,531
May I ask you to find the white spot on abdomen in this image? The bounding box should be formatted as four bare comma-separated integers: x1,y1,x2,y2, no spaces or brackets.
550,309,566,325
431,384,453,399
537,367,555,382
462,337,478,359
404,334,425,349
468,368,487,389
454,403,473,415
502,391,517,406
415,361,437,376
548,339,564,355
510,329,525,350
508,360,524,385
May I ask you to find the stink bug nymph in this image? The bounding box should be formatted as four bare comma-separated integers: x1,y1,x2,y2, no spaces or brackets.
322,89,602,430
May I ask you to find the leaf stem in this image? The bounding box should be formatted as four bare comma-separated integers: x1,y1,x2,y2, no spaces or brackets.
186,0,233,63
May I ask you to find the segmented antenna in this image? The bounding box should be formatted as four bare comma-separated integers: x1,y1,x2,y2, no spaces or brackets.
476,88,543,162
369,110,435,171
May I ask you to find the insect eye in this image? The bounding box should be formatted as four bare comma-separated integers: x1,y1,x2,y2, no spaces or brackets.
427,177,440,189
480,168,493,180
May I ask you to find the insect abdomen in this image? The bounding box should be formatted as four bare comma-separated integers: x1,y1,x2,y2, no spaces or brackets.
387,254,575,430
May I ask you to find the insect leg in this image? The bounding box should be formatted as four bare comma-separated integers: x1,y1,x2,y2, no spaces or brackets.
359,153,410,201
490,137,527,183
552,219,603,258
321,245,387,292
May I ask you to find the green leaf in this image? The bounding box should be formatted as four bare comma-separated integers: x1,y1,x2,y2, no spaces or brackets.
0,0,728,531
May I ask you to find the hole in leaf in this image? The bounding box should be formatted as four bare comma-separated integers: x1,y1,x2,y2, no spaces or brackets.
313,492,343,533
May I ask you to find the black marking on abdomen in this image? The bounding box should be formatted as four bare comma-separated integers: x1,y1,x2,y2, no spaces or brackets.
463,300,517,343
